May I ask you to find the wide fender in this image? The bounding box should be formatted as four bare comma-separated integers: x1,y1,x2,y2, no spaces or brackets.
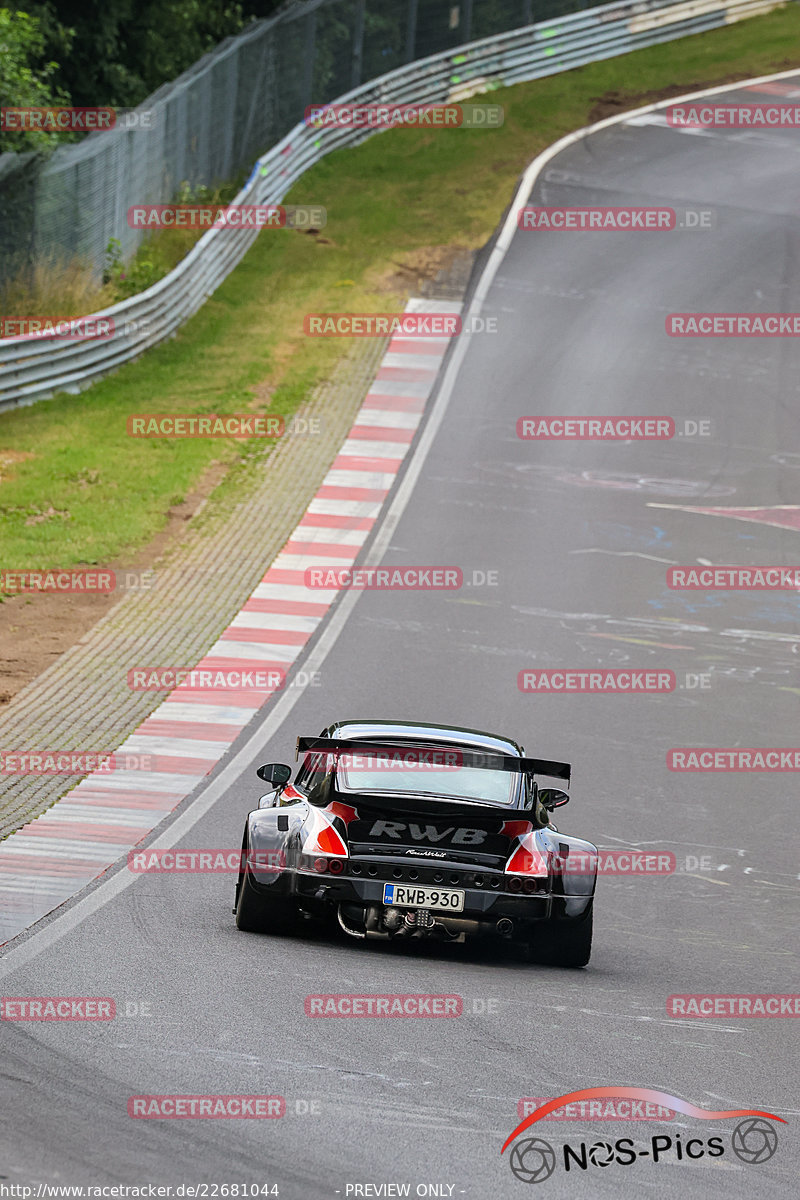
246,803,306,885
535,828,598,898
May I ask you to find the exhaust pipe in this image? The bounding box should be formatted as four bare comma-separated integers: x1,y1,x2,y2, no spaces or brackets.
496,918,514,938
337,905,366,939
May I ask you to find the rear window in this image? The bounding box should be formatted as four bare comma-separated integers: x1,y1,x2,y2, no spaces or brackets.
335,747,517,805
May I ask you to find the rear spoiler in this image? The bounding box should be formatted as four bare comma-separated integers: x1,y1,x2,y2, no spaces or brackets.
295,736,571,783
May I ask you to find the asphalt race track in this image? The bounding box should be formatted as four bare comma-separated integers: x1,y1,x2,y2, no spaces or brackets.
2,77,798,1198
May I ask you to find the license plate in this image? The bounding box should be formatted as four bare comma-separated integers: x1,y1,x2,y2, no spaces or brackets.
382,883,465,912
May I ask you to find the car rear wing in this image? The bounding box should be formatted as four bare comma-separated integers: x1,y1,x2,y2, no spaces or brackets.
295,737,571,783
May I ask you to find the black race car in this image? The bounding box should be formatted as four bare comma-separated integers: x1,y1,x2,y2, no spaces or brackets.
234,720,597,966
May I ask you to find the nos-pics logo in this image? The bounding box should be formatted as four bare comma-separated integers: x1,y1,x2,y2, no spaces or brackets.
502,1088,783,1183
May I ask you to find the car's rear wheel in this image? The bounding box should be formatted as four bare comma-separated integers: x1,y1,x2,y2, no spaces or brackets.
234,839,296,934
524,905,593,967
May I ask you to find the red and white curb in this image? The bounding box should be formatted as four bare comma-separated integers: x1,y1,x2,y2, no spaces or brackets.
0,299,460,944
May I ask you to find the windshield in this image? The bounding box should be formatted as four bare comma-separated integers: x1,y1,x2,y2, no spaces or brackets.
336,747,518,805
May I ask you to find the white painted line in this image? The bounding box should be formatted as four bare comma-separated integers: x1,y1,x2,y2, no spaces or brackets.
119,735,233,759
354,409,422,429
203,638,301,663
270,552,355,571
72,771,205,792
339,439,410,459
33,806,166,826
229,611,320,633
2,838,131,860
289,526,369,546
307,498,383,518
380,353,445,370
355,379,430,397
405,298,461,314
146,701,260,724
322,468,398,489
253,582,339,603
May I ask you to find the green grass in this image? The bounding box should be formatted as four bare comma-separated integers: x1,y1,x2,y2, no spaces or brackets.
2,4,799,570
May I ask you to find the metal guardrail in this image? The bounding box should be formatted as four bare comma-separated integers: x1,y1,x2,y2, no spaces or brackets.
0,0,787,411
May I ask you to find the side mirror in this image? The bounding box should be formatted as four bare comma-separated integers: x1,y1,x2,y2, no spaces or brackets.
256,762,292,786
539,787,569,811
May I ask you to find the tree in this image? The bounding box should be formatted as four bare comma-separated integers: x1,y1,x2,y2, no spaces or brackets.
19,1,254,109
0,7,69,151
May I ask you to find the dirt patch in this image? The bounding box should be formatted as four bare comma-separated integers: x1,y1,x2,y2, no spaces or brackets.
0,449,34,484
586,74,784,123
372,244,473,295
0,457,228,709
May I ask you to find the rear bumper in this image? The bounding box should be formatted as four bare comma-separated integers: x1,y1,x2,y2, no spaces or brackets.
247,866,592,928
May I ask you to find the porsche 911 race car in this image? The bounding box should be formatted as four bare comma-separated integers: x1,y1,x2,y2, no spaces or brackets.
234,720,597,966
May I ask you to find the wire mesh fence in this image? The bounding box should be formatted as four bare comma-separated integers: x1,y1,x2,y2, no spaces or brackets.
0,0,591,285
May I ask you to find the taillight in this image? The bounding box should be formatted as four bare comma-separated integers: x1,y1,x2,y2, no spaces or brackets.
506,844,536,874
304,809,349,859
316,823,348,856
505,835,547,875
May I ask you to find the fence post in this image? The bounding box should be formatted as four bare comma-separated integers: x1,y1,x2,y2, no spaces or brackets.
303,10,317,111
351,0,366,91
405,0,419,63
463,0,474,42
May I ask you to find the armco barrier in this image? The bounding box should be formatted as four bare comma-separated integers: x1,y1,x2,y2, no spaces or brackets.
0,0,788,411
